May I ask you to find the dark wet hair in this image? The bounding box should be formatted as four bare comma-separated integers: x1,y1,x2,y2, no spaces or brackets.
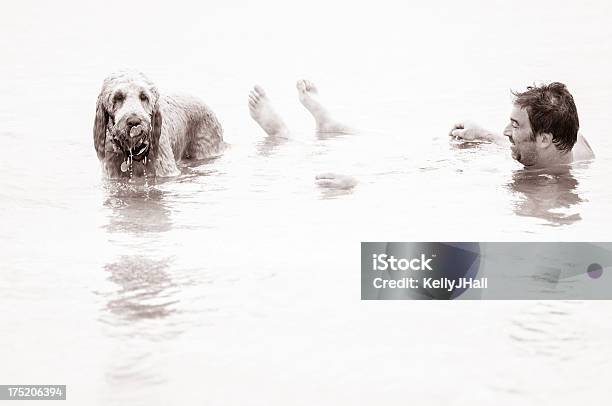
512,82,579,152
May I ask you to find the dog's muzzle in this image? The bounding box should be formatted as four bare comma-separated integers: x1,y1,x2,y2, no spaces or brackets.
126,124,150,161
110,122,151,161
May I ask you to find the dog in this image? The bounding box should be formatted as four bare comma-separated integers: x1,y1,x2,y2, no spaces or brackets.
93,70,225,177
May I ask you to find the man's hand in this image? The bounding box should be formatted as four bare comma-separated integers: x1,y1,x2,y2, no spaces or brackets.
315,173,358,189
449,121,491,141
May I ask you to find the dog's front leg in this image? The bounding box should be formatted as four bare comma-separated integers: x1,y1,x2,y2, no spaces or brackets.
153,136,180,177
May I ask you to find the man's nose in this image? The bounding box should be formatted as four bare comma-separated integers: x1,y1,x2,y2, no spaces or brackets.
503,124,512,136
126,115,141,127
503,125,514,142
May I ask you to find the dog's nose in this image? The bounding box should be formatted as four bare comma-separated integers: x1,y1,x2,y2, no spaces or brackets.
126,116,141,127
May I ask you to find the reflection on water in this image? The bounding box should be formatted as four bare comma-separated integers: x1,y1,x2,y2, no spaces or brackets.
449,139,587,227
509,301,583,359
256,135,288,156
317,184,355,200
102,180,173,234
316,131,349,141
99,256,178,405
507,167,584,226
102,256,178,321
98,181,185,332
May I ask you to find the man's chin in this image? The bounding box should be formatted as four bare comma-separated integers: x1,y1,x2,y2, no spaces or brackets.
511,149,520,162
512,153,540,169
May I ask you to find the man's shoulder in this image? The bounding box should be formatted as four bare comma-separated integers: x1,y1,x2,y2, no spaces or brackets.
573,133,595,161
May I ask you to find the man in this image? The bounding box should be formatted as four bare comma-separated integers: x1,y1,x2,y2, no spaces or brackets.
450,82,595,169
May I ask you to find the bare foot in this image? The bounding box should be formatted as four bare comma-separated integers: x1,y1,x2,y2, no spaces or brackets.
297,80,350,133
248,85,289,137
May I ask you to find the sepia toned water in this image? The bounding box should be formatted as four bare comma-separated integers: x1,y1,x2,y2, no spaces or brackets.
1,1,612,404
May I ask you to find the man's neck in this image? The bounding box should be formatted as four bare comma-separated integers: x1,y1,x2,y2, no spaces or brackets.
533,148,573,169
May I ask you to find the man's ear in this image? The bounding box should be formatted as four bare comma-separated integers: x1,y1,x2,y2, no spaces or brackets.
537,132,554,148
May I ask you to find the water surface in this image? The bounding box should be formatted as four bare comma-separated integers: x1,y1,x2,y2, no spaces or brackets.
1,1,612,404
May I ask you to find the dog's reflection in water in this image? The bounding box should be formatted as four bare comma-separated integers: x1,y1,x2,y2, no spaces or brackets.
102,179,173,234
103,256,178,321
99,256,181,394
99,180,179,321
507,167,583,226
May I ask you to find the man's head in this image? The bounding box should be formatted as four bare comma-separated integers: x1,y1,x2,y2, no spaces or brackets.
503,82,579,168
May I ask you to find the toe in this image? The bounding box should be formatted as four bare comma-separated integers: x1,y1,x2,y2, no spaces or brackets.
254,85,266,97
296,80,306,92
305,80,317,92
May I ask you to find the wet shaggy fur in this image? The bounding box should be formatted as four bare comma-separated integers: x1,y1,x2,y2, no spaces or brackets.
93,70,225,177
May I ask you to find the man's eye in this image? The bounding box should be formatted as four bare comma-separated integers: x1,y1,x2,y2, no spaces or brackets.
140,93,149,102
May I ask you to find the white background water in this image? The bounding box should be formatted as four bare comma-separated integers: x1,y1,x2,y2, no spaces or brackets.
1,1,612,404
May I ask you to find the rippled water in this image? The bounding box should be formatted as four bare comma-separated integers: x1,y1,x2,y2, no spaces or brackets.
2,0,612,404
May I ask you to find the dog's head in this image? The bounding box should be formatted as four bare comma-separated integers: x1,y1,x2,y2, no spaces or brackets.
93,70,162,162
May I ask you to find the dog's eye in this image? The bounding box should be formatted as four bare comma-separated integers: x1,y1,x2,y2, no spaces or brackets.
113,92,125,103
140,92,149,103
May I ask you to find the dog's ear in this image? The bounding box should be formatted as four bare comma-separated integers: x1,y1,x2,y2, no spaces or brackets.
149,103,162,159
93,93,109,160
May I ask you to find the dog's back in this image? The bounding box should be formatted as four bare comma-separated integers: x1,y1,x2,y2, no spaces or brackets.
159,94,225,161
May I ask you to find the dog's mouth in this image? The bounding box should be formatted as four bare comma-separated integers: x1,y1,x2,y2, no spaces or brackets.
111,124,152,161
127,140,150,161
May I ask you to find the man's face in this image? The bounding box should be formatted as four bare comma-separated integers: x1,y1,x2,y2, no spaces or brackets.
503,105,539,167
